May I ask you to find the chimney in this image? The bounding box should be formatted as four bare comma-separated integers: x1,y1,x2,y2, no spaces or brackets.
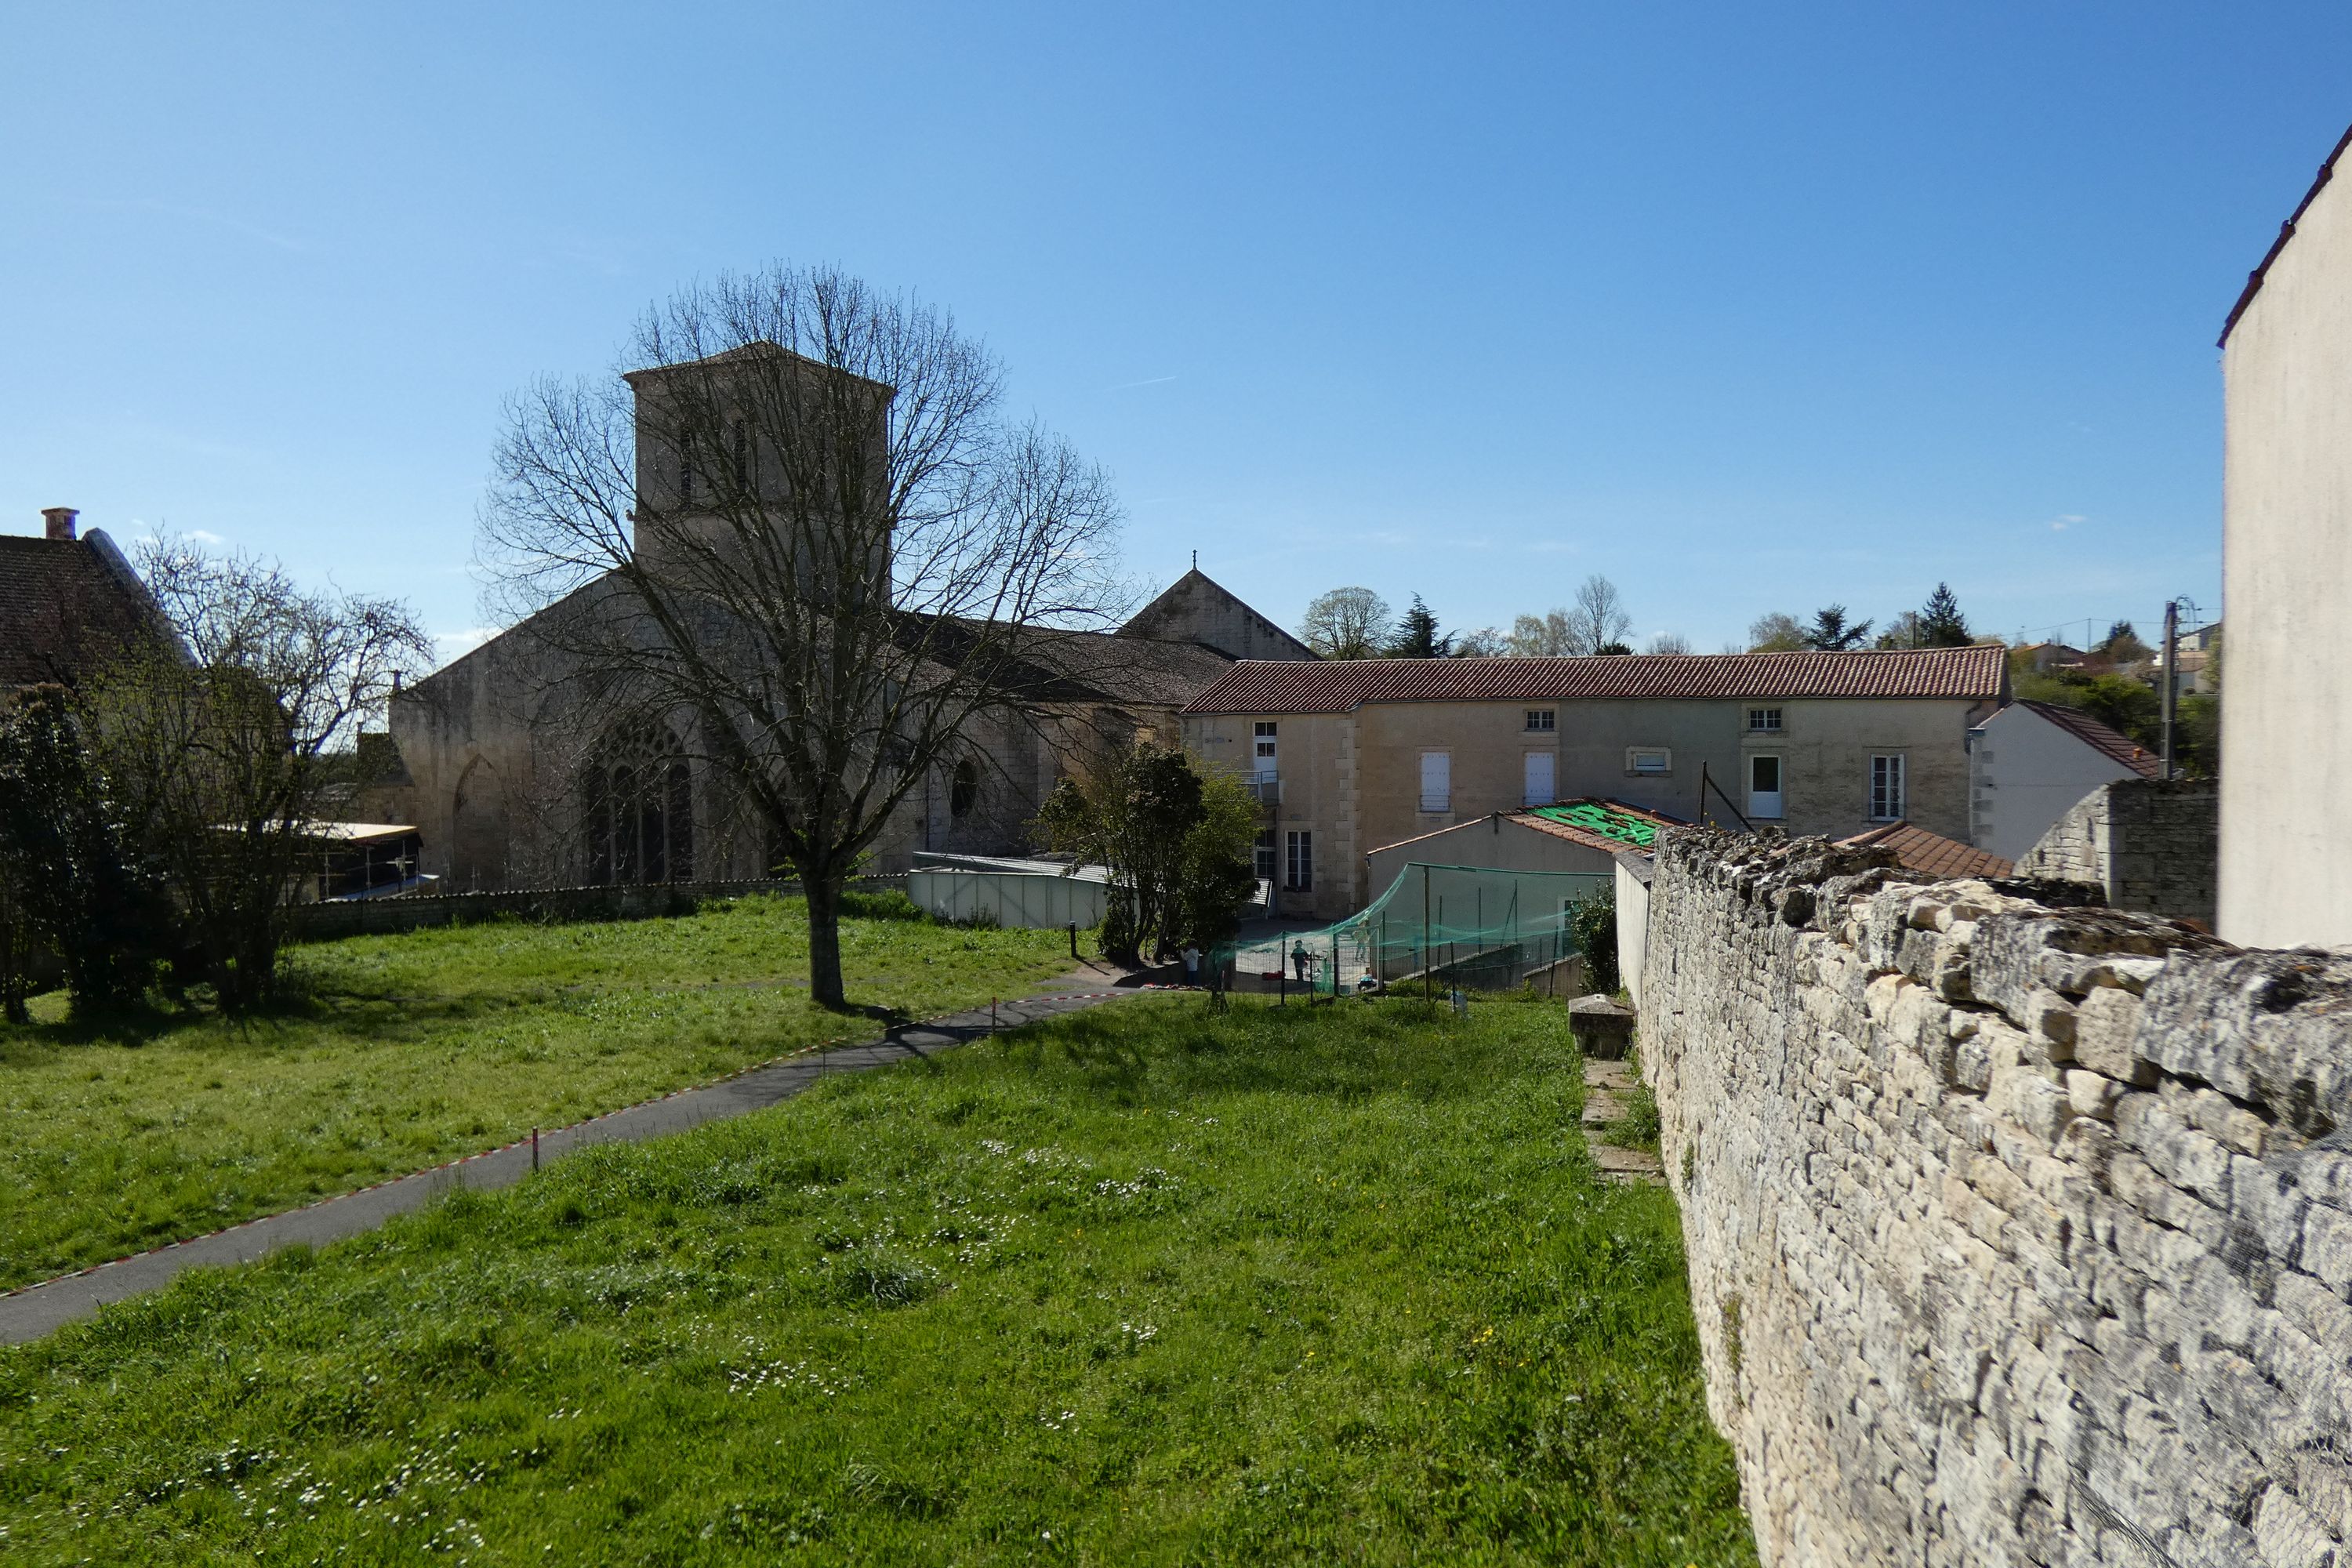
42,506,78,543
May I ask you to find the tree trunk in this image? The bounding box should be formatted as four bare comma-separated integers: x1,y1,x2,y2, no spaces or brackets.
804,869,848,1010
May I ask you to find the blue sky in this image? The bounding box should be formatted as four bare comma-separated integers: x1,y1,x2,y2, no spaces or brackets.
4,2,2343,663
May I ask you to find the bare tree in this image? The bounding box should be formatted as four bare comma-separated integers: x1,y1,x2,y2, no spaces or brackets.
476,264,1130,1008
1644,631,1693,655
1451,626,1508,658
1563,575,1633,656
83,542,429,1008
1298,587,1392,660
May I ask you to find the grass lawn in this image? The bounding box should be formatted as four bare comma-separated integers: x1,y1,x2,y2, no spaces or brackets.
0,993,1755,1566
0,896,1073,1291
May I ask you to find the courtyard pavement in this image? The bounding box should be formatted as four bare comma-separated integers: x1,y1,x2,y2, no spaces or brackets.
0,968,1146,1346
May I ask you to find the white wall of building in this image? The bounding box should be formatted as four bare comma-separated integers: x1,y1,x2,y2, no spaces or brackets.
2220,141,2352,948
1967,703,2142,864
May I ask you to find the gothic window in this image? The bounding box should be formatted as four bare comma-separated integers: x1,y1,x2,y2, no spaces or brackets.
583,718,695,884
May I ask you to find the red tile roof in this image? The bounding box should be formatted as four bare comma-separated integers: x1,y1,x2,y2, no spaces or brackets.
1841,822,2014,881
1183,646,2006,716
2015,699,2161,780
1513,800,1686,855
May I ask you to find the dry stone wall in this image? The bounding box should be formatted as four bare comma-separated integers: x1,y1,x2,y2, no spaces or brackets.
2017,778,2219,929
1641,829,2352,1568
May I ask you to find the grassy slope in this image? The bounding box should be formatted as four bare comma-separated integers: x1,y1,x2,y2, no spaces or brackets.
0,994,1755,1566
0,898,1071,1290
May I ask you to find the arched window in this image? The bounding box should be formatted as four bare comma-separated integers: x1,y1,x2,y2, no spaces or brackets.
949,759,979,819
583,719,694,884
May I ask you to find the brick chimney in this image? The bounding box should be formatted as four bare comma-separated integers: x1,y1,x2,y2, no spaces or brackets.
42,506,78,542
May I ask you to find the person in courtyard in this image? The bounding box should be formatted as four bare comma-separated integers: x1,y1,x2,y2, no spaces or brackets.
1292,940,1312,985
1182,944,1202,985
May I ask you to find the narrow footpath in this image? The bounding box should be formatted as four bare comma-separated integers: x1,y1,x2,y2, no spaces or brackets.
0,970,1141,1347
1581,1056,1667,1185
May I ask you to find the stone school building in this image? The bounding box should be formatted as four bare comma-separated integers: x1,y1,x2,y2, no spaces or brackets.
1181,646,2010,920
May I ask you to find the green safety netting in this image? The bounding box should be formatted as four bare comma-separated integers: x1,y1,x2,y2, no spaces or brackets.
1214,861,1613,997
1525,801,1660,848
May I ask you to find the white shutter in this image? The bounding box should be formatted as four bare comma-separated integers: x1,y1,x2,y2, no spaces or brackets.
1420,751,1451,811
1523,751,1555,807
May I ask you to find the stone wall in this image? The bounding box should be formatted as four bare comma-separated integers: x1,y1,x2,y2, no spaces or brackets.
2018,777,2219,929
1641,829,2352,1568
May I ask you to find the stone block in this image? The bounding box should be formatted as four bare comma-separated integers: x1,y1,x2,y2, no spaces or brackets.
2071,987,2150,1083
2066,1069,2125,1121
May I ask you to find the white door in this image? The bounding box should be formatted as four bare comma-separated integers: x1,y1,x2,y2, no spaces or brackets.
1748,753,1784,820
1523,750,1555,807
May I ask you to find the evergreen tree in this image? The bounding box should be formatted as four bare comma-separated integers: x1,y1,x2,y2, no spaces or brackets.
1803,604,1873,650
1388,595,1453,658
1918,583,1972,647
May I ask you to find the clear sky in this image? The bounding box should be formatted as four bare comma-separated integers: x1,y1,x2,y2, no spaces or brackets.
4,2,2344,663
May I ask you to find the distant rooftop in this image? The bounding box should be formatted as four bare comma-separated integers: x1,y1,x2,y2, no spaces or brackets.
1185,646,2007,716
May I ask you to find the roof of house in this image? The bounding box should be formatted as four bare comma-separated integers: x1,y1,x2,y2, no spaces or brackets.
1841,822,2014,881
1366,799,1686,862
1118,568,1317,662
0,530,168,688
2222,120,2352,347
1515,800,1685,854
2014,699,2162,779
1183,645,2007,716
893,615,1235,710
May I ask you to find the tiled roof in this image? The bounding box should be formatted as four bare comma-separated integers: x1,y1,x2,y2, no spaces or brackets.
0,532,161,688
1841,822,2014,881
2222,120,2352,347
1367,799,1686,862
1183,646,2006,716
2016,699,2162,780
1515,800,1686,855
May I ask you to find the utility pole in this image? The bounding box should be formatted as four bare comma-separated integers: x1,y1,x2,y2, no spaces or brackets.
2160,598,2180,781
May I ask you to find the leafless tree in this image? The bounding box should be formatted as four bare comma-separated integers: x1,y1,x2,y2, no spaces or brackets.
1644,631,1693,655
1451,626,1508,658
1505,575,1633,657
1298,587,1393,660
476,264,1131,1008
1564,575,1633,655
83,542,429,1008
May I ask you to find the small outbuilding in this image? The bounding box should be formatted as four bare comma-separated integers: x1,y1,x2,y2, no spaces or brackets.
1363,800,1681,895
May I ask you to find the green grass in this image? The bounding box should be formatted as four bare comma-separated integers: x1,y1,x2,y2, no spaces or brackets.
0,993,1755,1566
0,896,1073,1290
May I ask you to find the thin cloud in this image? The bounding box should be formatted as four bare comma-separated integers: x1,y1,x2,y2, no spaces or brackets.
2050,514,2085,532
1105,374,1178,391
185,529,225,546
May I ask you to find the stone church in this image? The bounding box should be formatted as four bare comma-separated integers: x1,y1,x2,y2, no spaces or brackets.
379,354,1311,892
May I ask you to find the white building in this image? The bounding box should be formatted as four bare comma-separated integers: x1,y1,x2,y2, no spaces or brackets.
1967,699,2158,865
2218,122,2352,948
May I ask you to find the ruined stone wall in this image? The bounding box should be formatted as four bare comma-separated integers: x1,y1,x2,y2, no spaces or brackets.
2017,778,2219,929
1641,829,2352,1568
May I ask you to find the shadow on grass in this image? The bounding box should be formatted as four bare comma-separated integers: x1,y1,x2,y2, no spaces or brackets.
988,994,1551,1107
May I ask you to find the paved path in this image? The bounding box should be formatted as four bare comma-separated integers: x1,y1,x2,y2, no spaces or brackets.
1581,1056,1666,1185
0,975,1145,1346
